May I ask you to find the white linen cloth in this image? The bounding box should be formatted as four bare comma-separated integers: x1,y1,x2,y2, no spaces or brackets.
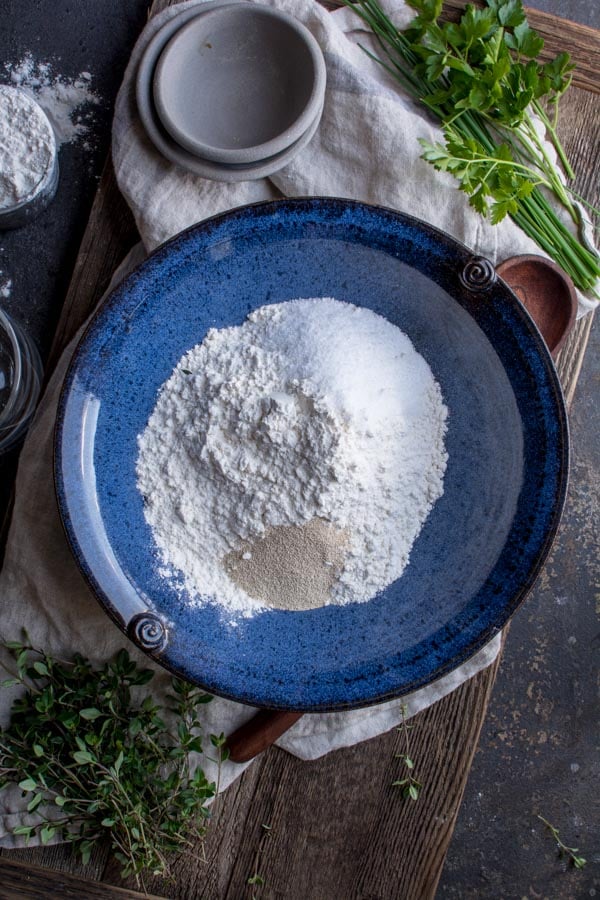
4,0,592,843
113,0,598,311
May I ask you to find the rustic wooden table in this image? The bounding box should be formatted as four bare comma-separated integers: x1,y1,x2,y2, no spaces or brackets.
0,3,598,898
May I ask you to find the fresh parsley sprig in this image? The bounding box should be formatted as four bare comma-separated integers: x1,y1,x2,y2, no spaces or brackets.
343,0,600,296
0,640,224,886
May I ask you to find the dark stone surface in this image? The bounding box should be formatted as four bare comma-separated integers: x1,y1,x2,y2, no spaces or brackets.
529,0,597,26
1,0,149,358
438,3,600,895
0,0,149,512
439,314,600,898
0,1,598,897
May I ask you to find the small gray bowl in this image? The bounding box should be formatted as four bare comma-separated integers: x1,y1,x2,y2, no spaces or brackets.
153,2,326,165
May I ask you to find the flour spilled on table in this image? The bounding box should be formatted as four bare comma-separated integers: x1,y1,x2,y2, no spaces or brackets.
3,54,101,147
136,298,448,617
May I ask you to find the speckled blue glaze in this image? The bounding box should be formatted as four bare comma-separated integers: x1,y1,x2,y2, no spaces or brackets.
54,199,568,711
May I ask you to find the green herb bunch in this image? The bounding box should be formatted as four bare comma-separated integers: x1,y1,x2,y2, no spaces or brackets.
343,0,600,296
0,640,224,884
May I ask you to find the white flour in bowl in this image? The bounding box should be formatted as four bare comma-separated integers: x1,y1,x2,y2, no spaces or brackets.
136,298,448,616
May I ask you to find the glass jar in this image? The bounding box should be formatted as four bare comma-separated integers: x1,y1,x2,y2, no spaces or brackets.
0,87,59,230
0,309,43,454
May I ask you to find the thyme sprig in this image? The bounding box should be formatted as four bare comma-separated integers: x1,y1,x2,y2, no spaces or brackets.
247,822,272,899
343,0,600,296
0,639,223,886
538,815,587,869
392,705,422,800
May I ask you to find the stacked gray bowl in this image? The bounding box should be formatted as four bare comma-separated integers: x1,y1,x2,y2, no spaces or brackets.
137,2,327,182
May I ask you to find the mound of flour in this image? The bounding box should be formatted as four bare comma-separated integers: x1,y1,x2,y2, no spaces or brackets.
136,298,448,615
4,55,100,147
0,86,56,209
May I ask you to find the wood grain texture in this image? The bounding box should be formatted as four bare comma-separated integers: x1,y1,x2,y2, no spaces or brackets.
0,1,597,898
1,841,110,887
103,650,502,900
0,855,163,900
555,86,599,404
442,0,600,94
45,159,138,375
556,311,595,407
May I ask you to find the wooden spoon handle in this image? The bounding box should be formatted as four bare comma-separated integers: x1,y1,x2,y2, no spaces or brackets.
226,710,304,762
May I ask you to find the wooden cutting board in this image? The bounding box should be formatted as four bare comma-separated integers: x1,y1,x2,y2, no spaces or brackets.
0,3,597,898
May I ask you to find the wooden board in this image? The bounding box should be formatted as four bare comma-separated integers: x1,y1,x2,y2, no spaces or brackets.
1,2,598,898
0,856,161,900
443,0,600,94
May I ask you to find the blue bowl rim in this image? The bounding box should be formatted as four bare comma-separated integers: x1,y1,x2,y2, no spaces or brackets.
53,197,569,711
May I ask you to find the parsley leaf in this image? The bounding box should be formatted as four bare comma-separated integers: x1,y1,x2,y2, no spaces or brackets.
342,0,600,296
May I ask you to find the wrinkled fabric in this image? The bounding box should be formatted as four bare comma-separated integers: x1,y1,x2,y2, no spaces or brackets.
113,0,597,311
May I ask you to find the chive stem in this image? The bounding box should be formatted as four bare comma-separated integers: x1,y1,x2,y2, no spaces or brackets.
341,0,600,297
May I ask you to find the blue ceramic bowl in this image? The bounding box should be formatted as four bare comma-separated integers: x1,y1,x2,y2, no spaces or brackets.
55,199,568,711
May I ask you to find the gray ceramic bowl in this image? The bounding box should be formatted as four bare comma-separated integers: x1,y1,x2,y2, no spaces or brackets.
136,1,325,182
153,2,326,165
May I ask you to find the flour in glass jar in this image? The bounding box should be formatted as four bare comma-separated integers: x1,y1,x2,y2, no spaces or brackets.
0,86,56,209
136,298,448,618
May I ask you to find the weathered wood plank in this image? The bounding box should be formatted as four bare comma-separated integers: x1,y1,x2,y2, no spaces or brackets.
555,86,599,403
1,842,110,888
102,651,502,900
442,0,600,94
45,161,138,375
0,855,164,900
327,1,600,94
556,312,594,407
0,2,597,898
